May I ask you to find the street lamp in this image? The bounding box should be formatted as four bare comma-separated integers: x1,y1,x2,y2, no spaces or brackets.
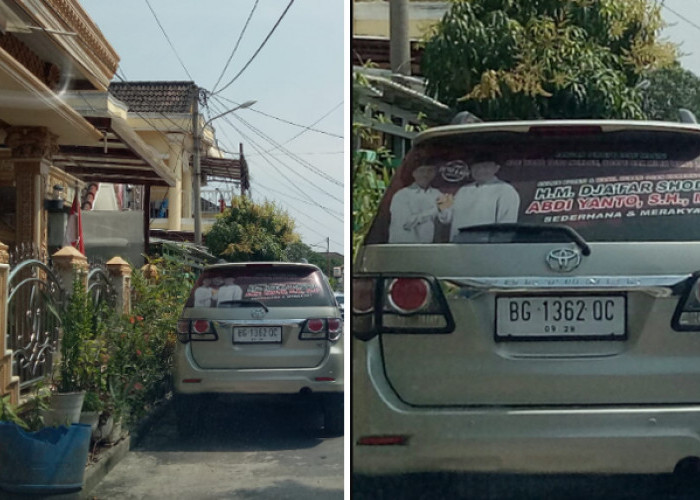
192,95,256,245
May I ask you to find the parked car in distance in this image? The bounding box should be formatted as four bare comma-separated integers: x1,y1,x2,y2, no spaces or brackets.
334,291,344,319
353,119,700,477
174,262,343,436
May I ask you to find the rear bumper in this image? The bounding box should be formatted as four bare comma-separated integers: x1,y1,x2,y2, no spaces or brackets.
174,341,343,395
353,339,700,475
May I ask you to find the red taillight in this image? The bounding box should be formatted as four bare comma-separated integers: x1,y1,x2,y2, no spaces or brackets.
327,318,342,341
307,319,324,333
388,278,430,312
357,435,408,446
352,274,454,339
192,320,211,334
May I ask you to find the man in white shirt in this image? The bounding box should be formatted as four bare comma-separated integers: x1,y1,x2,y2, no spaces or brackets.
193,278,214,307
389,164,446,243
216,277,243,305
439,160,520,241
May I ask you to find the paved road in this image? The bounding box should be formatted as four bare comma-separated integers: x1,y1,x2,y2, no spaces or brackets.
353,472,700,499
90,396,343,500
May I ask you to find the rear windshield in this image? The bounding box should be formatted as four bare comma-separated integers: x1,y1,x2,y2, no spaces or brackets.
185,265,334,308
365,128,700,244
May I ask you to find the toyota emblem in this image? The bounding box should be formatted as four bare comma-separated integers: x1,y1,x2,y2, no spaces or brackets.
250,308,266,319
546,247,582,273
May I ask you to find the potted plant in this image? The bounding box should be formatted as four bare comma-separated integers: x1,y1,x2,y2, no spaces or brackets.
79,390,104,439
0,392,92,494
45,275,105,426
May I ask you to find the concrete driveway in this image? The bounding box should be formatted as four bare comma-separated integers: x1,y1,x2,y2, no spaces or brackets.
89,396,343,499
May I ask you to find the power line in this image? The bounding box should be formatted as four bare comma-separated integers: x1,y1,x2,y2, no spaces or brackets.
662,4,700,33
211,0,296,96
232,112,342,188
216,94,343,138
268,101,343,151
211,0,260,93
144,0,194,80
215,109,343,221
254,179,343,216
213,96,342,188
208,98,343,199
252,187,340,239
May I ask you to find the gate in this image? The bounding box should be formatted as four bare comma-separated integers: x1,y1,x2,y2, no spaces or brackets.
7,245,65,390
6,249,118,391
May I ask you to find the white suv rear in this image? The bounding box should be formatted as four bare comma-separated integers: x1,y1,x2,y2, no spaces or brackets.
174,262,343,435
353,120,700,475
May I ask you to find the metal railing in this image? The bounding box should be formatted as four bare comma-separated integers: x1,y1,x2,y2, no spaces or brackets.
7,245,64,390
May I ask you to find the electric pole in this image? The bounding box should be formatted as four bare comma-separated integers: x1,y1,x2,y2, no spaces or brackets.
327,236,331,279
192,86,202,245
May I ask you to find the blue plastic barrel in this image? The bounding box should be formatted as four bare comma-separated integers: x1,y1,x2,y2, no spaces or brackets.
0,422,91,494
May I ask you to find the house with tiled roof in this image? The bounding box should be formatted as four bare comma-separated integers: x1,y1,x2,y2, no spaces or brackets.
106,81,249,241
0,0,182,258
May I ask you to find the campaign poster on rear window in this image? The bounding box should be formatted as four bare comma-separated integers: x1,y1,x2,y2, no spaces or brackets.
368,146,700,244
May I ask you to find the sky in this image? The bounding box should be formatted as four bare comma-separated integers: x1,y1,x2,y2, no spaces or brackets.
661,0,700,76
79,0,345,255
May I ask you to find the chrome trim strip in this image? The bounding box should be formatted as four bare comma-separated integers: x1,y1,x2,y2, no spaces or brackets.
443,275,690,297
214,319,307,327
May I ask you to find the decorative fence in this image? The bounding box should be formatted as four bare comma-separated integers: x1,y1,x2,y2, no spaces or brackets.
7,245,64,390
0,245,128,403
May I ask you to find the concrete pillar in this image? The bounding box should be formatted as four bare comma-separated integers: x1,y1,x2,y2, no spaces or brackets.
6,126,58,255
0,241,19,404
167,178,182,231
52,245,88,295
107,256,132,315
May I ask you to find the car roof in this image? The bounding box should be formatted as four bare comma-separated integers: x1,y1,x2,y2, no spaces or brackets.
413,119,700,147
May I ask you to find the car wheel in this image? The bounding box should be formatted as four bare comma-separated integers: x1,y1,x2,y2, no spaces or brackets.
322,393,343,436
174,393,204,437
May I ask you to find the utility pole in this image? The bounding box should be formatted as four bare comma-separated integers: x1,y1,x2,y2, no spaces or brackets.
326,236,331,279
390,0,410,76
192,86,203,245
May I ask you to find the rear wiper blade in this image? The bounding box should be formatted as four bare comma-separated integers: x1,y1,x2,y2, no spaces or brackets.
217,299,269,312
457,223,591,256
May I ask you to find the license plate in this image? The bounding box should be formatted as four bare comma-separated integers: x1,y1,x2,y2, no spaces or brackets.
233,326,282,343
496,296,626,340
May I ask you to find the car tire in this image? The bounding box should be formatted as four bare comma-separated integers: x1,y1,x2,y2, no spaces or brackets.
174,393,204,437
322,393,344,436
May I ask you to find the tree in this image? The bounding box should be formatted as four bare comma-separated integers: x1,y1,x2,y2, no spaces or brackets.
352,69,397,260
285,241,343,289
286,241,342,271
641,63,700,121
205,196,299,262
421,0,677,120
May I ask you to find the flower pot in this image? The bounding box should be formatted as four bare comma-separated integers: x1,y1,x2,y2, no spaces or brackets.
0,422,91,494
92,414,113,443
107,416,123,444
79,411,100,438
43,391,85,427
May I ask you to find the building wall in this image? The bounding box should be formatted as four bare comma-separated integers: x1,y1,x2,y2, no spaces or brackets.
82,210,145,267
353,0,448,39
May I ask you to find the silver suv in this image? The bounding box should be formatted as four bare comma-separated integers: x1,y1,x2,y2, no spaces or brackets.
353,120,700,476
174,262,343,435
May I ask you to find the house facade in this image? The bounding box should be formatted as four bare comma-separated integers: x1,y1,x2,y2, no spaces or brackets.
0,0,183,260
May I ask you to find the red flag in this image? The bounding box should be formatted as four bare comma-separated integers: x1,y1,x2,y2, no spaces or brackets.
63,191,84,254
